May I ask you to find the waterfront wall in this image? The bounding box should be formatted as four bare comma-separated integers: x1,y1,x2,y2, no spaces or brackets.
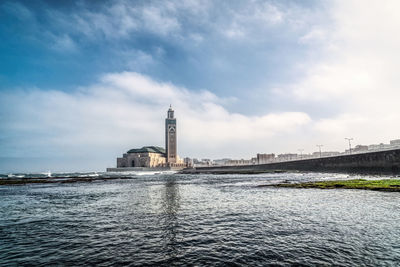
186,149,400,174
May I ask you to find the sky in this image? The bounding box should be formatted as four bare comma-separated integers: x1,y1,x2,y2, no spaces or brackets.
1,0,400,172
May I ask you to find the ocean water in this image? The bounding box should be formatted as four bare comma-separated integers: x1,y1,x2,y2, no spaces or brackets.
0,172,399,266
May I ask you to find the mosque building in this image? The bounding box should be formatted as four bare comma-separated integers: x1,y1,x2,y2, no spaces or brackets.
111,106,185,170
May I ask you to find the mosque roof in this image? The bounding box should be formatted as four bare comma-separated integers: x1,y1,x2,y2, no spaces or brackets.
127,146,166,154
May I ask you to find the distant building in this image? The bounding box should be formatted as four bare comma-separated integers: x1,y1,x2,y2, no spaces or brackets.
165,105,177,164
312,151,341,158
112,106,185,170
277,153,298,161
368,143,387,151
390,139,400,146
366,139,400,151
353,145,368,153
201,159,213,166
213,158,232,165
257,153,275,164
117,146,166,168
184,157,193,167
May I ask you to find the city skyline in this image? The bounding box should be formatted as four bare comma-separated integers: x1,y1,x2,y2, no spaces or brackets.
1,0,400,172
195,137,400,165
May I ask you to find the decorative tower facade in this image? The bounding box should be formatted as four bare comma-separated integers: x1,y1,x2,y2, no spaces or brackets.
165,105,177,164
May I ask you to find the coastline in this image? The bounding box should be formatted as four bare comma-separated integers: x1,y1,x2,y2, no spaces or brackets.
0,176,125,186
2,174,400,193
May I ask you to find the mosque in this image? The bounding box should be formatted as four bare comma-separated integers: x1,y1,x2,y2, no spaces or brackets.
108,106,186,171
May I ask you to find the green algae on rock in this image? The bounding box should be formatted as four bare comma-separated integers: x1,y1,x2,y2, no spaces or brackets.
259,179,400,192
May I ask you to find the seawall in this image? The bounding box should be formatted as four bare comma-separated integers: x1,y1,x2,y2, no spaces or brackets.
183,149,400,175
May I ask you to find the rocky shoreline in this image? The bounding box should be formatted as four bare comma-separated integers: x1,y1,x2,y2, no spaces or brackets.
0,176,125,186
258,179,400,192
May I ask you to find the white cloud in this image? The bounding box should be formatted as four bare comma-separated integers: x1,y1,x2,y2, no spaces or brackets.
141,5,181,35
220,2,286,40
299,27,327,44
289,0,400,147
0,72,312,166
254,2,284,25
1,1,33,21
50,0,182,40
2,0,327,62
50,34,77,52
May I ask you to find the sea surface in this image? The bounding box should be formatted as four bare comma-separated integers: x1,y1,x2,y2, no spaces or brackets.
0,172,399,266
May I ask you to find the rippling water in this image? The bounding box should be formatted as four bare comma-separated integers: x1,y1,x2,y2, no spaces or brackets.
1,172,399,266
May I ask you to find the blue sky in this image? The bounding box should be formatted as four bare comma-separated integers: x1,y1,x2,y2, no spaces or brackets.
1,0,400,172
1,1,322,98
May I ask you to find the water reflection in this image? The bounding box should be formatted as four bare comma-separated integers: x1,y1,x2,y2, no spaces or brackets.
160,176,181,260
2,173,400,266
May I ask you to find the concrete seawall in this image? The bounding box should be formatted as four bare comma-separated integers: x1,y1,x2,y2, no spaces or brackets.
183,149,400,175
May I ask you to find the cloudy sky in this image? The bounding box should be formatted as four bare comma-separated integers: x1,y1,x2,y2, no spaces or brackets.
1,0,400,172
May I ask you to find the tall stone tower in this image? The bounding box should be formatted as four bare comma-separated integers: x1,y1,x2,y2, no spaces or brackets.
165,105,177,164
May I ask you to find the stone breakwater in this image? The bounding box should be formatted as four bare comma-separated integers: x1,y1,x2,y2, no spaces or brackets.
183,149,400,175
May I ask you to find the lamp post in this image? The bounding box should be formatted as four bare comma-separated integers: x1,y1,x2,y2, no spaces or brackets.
345,138,353,154
316,145,323,158
298,149,304,160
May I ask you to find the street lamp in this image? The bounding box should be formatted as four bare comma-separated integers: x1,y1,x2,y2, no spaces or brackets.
345,138,353,154
316,145,323,158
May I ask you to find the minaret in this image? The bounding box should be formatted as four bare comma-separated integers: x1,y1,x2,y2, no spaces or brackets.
165,105,177,164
